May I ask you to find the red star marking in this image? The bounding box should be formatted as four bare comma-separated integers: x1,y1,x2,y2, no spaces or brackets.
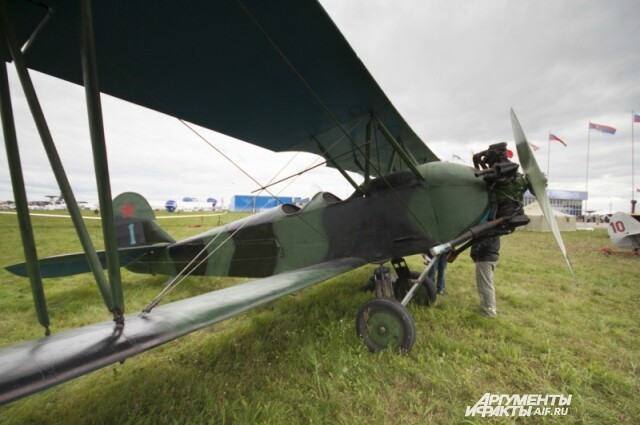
119,202,136,218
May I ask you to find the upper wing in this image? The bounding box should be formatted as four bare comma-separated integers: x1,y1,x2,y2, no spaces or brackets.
0,257,366,406
4,0,437,176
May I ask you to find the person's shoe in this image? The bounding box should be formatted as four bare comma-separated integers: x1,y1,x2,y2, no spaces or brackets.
483,307,497,318
437,289,446,295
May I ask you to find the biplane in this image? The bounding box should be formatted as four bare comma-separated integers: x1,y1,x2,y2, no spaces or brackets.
0,0,572,406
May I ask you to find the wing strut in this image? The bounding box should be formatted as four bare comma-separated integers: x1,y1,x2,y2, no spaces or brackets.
0,1,122,322
18,2,53,54
314,137,364,193
79,0,124,322
363,117,373,184
375,117,424,180
0,59,49,335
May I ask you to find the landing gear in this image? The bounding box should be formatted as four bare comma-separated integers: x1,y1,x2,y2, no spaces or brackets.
394,271,437,306
356,257,437,352
391,259,437,307
356,298,415,352
361,260,438,306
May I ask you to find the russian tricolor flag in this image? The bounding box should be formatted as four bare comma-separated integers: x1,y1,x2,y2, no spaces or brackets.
634,114,640,123
589,122,616,134
549,133,567,146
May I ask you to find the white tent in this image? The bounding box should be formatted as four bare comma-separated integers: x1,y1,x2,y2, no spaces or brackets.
521,201,576,232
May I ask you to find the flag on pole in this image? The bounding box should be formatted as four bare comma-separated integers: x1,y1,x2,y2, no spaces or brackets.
634,114,640,123
529,143,540,151
549,133,567,146
589,122,616,134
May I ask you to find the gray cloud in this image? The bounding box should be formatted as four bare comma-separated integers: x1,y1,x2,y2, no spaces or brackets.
321,0,640,212
1,0,639,213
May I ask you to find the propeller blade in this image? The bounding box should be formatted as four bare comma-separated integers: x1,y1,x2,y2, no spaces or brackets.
510,109,575,278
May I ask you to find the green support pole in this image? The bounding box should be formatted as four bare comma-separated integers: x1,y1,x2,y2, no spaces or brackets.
364,117,373,184
398,136,419,166
0,61,50,335
0,4,115,313
79,0,124,322
375,118,424,180
386,149,397,174
314,138,363,194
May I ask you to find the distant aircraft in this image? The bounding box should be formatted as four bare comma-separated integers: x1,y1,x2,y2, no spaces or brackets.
43,193,66,210
35,194,96,211
0,0,571,406
607,212,640,254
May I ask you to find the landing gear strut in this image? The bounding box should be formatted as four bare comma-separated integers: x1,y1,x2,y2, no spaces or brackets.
391,258,437,307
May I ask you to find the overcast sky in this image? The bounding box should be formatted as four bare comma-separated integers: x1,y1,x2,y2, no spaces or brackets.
1,0,639,213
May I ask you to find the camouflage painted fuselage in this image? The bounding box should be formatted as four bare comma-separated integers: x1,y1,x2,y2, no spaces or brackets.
126,162,489,278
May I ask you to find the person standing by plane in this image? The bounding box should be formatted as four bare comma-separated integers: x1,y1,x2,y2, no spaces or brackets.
427,254,448,295
470,236,500,317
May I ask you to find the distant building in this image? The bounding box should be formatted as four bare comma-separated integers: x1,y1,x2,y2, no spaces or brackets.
523,189,587,216
230,195,304,212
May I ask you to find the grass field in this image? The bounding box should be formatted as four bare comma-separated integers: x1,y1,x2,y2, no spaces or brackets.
0,211,638,424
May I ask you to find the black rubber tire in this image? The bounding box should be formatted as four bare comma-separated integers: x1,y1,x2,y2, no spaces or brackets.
415,275,437,307
394,271,437,307
356,298,416,353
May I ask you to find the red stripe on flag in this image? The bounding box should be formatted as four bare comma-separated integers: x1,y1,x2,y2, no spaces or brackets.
589,122,616,134
549,133,567,146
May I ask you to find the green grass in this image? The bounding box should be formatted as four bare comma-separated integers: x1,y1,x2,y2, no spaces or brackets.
0,213,638,424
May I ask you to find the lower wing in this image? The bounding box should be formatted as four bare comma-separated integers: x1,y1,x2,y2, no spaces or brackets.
0,257,365,406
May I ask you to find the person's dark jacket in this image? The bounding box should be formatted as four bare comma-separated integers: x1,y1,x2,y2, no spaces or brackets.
470,236,500,262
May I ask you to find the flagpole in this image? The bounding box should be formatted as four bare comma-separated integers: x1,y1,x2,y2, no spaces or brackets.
547,131,551,180
633,110,636,214
585,123,591,213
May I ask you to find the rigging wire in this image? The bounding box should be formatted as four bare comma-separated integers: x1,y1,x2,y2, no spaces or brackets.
142,124,371,313
142,226,235,313
253,117,369,194
142,119,372,312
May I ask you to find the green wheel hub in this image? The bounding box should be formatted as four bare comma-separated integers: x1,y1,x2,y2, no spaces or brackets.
367,310,404,347
356,298,416,352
